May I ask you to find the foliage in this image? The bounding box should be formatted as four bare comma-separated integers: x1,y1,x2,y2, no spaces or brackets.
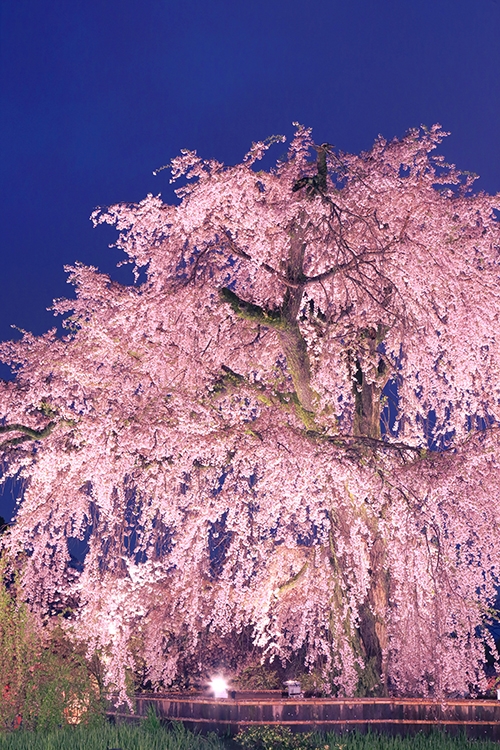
0,560,38,731
235,662,281,690
298,669,329,697
0,561,103,731
1,124,500,699
236,724,318,750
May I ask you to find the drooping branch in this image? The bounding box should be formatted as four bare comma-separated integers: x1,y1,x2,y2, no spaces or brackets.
0,421,56,450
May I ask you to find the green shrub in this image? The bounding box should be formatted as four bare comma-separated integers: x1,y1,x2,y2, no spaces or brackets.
0,563,38,730
236,724,318,750
0,560,104,731
299,669,329,696
236,663,281,689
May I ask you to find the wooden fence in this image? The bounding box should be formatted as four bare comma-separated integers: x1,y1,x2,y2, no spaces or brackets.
106,691,500,740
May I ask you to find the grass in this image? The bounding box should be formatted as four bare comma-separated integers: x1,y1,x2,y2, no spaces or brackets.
323,732,500,750
0,719,226,750
236,725,500,750
0,722,500,750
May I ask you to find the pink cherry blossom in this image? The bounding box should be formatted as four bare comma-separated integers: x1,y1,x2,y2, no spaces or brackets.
1,124,500,701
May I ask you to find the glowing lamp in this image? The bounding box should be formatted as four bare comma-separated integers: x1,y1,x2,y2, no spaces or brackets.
210,676,228,699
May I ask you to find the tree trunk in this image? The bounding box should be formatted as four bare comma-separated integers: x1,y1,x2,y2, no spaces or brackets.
278,219,316,415
350,327,391,693
358,535,389,695
351,326,389,439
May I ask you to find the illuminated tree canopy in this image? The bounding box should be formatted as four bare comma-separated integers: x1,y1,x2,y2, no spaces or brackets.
1,124,500,699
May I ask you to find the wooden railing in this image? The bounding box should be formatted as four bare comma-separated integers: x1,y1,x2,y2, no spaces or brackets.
106,691,500,740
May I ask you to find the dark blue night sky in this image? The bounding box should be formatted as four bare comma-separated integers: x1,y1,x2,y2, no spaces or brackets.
1,0,500,520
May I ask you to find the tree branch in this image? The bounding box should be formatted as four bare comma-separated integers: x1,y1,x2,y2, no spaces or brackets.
305,429,422,457
219,287,286,330
0,421,56,450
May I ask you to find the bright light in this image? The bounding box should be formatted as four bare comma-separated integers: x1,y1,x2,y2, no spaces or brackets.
210,676,228,699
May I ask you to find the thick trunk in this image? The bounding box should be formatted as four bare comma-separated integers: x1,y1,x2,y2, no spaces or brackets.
352,362,385,439
278,326,314,413
278,220,316,416
350,327,391,693
358,535,389,695
351,326,389,439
